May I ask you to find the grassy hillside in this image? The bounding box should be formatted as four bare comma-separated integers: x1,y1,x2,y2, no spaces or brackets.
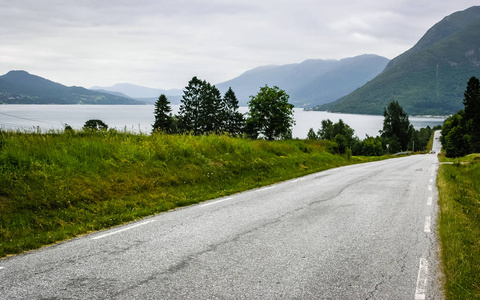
437,153,480,299
315,6,480,115
0,131,389,258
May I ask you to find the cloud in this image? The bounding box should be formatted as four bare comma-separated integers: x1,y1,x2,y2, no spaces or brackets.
1,0,479,88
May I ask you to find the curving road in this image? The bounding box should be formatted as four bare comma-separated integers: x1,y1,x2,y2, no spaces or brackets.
0,132,443,299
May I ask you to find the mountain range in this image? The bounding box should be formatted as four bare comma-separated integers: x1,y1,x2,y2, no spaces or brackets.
0,71,142,105
215,54,389,107
316,6,480,115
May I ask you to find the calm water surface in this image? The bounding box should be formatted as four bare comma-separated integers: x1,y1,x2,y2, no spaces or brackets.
0,105,445,139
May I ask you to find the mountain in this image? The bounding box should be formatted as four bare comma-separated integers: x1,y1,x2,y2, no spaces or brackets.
0,71,143,105
91,83,183,104
315,6,480,115
215,54,389,107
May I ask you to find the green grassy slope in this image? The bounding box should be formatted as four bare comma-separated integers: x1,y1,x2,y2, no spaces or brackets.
0,131,388,258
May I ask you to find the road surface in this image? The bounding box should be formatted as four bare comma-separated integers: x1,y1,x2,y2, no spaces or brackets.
0,132,443,299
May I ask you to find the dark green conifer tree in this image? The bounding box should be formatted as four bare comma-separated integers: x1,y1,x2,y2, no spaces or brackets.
152,94,174,133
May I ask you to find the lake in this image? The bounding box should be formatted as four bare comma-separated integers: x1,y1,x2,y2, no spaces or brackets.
0,105,445,139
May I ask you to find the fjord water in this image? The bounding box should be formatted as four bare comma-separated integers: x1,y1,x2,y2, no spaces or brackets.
0,105,445,139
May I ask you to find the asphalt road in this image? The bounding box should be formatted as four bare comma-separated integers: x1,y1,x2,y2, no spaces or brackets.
0,132,443,299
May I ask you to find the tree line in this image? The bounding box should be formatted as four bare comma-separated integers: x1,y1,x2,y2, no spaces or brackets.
306,100,439,156
152,76,294,140
440,76,480,157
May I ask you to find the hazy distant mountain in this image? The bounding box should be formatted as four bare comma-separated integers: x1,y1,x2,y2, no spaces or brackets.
0,71,143,105
91,83,183,100
215,54,390,107
315,6,480,115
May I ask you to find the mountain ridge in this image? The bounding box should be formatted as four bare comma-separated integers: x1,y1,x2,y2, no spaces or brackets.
315,6,480,115
215,54,389,107
0,70,143,105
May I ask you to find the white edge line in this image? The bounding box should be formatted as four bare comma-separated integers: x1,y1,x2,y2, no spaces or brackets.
415,258,428,299
424,216,431,233
427,185,432,191
427,197,433,206
199,197,232,208
91,220,155,240
260,186,274,191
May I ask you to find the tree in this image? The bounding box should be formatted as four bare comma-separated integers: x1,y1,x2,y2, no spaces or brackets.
380,100,414,152
177,76,229,135
198,81,223,133
245,85,295,140
83,119,108,131
307,128,318,140
317,119,356,153
463,76,480,152
360,136,384,156
152,94,174,133
441,110,470,157
178,76,203,134
221,87,245,136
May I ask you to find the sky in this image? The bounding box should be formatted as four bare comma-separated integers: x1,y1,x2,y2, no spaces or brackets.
1,1,479,90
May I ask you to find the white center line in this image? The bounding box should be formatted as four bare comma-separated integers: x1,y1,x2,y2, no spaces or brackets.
424,216,431,233
415,258,428,300
91,220,156,240
427,197,432,206
199,197,233,208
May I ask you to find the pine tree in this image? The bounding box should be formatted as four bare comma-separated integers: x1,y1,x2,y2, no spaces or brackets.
199,82,223,134
178,76,203,134
221,87,245,136
152,94,173,133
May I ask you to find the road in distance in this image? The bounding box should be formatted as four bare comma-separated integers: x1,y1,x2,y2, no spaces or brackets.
0,132,443,299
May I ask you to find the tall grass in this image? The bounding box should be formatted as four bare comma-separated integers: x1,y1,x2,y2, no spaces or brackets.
0,130,387,258
437,154,480,299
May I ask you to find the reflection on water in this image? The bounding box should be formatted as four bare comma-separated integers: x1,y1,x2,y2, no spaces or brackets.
0,105,445,139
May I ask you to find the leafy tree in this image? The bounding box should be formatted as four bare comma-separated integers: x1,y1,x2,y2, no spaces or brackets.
360,136,384,156
83,119,108,131
380,100,414,152
307,128,318,140
463,76,480,152
152,94,174,133
441,110,470,157
245,85,294,140
317,119,356,153
221,87,245,136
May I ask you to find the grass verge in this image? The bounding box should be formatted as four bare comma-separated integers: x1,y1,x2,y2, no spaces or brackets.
0,131,390,258
437,153,480,299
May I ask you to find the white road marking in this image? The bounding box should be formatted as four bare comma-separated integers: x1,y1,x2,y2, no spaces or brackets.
427,185,432,191
199,197,233,208
429,179,433,183
424,216,431,233
415,258,428,300
91,220,156,240
260,186,274,191
0,267,4,270
291,178,305,183
427,197,432,206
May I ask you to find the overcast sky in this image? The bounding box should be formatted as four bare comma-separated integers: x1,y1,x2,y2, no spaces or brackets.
1,1,478,89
